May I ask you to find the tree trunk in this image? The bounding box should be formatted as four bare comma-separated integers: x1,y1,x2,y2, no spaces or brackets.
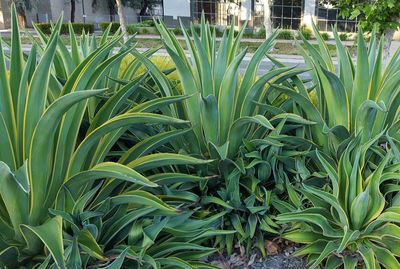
383,18,400,64
263,0,272,39
17,13,26,28
108,0,115,21
115,0,128,42
140,5,148,16
71,0,76,22
383,29,395,64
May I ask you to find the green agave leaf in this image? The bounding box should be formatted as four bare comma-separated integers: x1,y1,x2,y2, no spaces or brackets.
350,28,369,128
294,240,329,257
0,114,16,170
325,255,343,269
23,18,60,160
150,242,215,258
337,226,359,253
0,246,19,268
201,196,234,210
343,256,358,269
21,216,65,269
65,162,157,189
302,184,348,227
370,244,400,269
369,223,400,240
121,128,191,163
350,188,369,229
78,229,104,260
228,115,274,157
317,67,349,129
130,95,190,113
277,210,341,237
332,26,354,93
66,238,82,269
68,113,189,175
283,230,322,244
29,89,106,224
100,208,155,245
156,257,192,269
0,38,15,158
111,190,177,213
315,150,339,196
358,244,376,269
201,94,218,146
9,3,24,111
87,79,143,133
147,173,209,185
0,161,28,241
127,153,212,172
218,48,247,143
309,241,339,269
99,248,128,269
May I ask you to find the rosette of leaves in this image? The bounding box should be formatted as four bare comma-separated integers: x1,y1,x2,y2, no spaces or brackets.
0,5,221,268
271,21,400,157
119,15,314,255
276,134,400,269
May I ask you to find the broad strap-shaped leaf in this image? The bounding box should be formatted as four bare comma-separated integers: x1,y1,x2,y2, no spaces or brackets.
68,113,189,176
127,153,212,172
111,190,177,214
65,162,158,189
29,89,106,224
0,161,28,241
21,216,65,269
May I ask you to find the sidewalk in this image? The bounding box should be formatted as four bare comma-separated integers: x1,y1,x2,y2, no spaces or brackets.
2,28,398,61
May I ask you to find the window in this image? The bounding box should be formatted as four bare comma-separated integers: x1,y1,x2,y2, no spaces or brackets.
192,0,218,23
316,1,358,32
271,0,303,29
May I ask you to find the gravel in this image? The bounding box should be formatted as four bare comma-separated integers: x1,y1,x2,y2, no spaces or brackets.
208,253,312,269
250,254,308,269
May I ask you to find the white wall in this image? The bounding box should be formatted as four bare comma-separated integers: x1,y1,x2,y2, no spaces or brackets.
163,0,190,19
240,0,252,21
302,0,316,29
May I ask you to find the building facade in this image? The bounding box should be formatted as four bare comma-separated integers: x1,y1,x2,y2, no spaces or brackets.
162,0,360,32
0,0,397,38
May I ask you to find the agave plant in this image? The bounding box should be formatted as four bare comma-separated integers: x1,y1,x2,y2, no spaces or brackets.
112,16,316,256
272,22,400,157
277,134,400,269
0,5,223,268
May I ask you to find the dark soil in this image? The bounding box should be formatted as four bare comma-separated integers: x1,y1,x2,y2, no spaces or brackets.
208,253,309,269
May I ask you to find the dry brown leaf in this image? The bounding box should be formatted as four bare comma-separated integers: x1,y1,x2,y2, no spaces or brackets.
265,240,280,255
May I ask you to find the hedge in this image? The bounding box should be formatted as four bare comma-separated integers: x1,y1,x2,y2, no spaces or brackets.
100,22,120,34
34,23,94,35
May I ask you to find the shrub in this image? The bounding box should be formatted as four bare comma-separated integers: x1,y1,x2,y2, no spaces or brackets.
257,28,266,38
35,22,94,35
1,5,221,268
100,21,120,33
140,27,150,34
215,27,224,37
190,24,201,36
126,24,137,34
339,32,348,40
149,16,314,256
141,19,155,27
34,22,51,34
277,29,294,40
275,21,400,156
171,27,183,35
321,32,330,40
299,25,313,40
277,135,400,269
243,31,255,38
